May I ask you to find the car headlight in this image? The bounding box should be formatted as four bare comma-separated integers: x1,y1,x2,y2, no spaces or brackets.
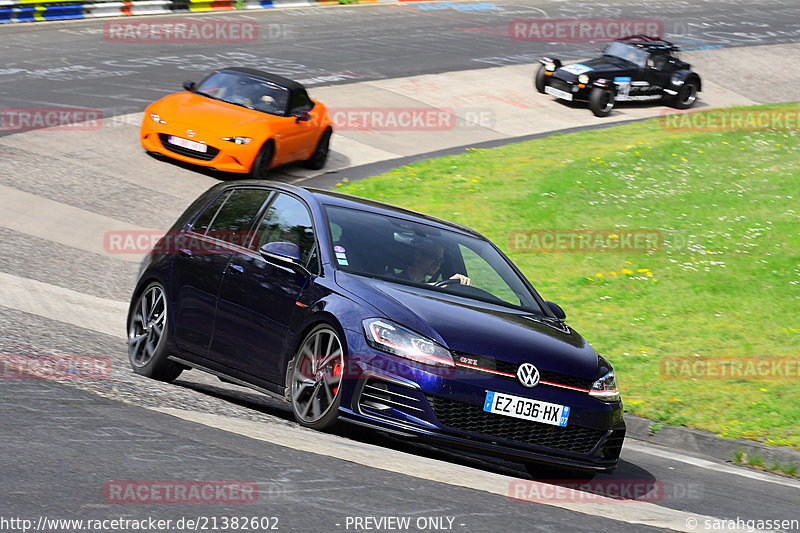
578,74,590,84
544,62,556,72
221,136,252,145
149,112,166,124
363,318,454,368
589,370,620,401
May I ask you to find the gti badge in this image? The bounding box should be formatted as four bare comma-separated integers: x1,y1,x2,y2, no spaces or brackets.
185,130,196,138
516,362,540,388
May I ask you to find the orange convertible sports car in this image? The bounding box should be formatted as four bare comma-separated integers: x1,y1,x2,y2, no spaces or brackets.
141,67,333,178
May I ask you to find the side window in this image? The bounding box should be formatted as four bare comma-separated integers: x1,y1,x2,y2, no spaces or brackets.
651,53,667,70
254,193,316,267
206,188,271,247
289,89,313,115
191,190,231,234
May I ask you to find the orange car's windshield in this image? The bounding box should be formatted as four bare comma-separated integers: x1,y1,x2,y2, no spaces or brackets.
196,72,290,116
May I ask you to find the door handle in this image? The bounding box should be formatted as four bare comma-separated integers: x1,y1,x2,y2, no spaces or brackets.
178,248,193,256
228,264,245,274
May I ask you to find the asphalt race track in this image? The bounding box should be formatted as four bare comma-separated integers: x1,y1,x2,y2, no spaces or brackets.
1,0,800,531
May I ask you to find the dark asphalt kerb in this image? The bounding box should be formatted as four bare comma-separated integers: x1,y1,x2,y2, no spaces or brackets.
297,117,650,189
298,118,800,477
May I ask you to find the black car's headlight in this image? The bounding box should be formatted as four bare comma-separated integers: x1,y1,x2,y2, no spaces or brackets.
149,112,166,124
589,370,620,401
578,74,590,84
544,61,557,72
363,318,454,368
221,136,252,145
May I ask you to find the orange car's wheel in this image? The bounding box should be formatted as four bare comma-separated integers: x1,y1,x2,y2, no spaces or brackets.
249,141,274,179
302,128,331,170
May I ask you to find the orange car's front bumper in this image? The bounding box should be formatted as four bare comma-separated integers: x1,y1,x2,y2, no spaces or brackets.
140,120,257,174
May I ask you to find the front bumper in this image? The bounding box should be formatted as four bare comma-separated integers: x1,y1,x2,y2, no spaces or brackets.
543,76,594,103
338,329,626,472
140,119,256,174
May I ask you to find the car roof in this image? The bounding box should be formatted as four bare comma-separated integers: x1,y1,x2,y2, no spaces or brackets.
614,35,678,52
206,180,483,238
218,67,306,93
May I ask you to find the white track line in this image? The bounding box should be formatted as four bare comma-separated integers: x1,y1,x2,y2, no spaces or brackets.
624,441,800,490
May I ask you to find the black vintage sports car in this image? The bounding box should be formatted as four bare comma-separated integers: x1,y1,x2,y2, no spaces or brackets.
535,35,702,117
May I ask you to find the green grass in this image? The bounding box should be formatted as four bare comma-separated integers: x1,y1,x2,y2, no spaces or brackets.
337,104,800,449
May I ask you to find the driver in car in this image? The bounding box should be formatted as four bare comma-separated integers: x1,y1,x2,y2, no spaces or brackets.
400,242,471,285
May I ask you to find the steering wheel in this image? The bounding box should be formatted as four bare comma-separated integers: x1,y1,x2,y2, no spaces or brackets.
434,278,462,288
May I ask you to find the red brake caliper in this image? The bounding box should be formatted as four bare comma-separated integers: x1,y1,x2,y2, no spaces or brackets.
332,361,342,395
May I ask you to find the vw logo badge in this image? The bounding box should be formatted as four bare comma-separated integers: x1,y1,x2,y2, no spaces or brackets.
185,129,196,138
516,363,540,388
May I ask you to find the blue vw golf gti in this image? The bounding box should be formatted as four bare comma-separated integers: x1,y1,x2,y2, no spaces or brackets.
128,181,625,476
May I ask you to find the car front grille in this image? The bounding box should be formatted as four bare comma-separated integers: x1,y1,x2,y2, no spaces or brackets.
159,134,219,161
461,356,594,391
426,395,605,454
549,78,572,93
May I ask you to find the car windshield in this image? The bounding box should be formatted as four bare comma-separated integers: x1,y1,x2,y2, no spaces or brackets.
325,205,545,314
196,72,289,116
603,42,648,69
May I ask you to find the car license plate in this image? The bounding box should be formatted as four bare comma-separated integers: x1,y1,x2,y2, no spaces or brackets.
545,86,573,101
483,391,570,427
168,135,207,153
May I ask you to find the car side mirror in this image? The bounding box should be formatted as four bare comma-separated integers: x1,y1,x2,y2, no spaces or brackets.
259,242,309,274
183,80,196,92
294,110,311,123
546,301,566,320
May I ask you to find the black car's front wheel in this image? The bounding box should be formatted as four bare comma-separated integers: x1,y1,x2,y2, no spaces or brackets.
534,65,547,94
672,79,699,109
288,324,344,430
128,282,183,382
589,87,615,117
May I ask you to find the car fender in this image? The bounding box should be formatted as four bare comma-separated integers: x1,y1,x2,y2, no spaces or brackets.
591,78,618,96
538,57,562,70
667,70,702,93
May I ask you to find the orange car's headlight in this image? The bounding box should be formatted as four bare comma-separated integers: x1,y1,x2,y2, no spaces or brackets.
149,112,167,124
221,136,252,145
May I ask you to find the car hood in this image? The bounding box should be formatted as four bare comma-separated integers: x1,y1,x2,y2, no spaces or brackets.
554,57,633,82
335,272,599,379
151,92,268,133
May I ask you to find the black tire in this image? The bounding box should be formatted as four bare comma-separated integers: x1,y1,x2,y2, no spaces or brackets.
524,462,598,481
249,141,274,179
127,282,183,382
302,128,332,170
534,65,547,94
672,79,699,109
287,323,344,430
589,87,615,117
